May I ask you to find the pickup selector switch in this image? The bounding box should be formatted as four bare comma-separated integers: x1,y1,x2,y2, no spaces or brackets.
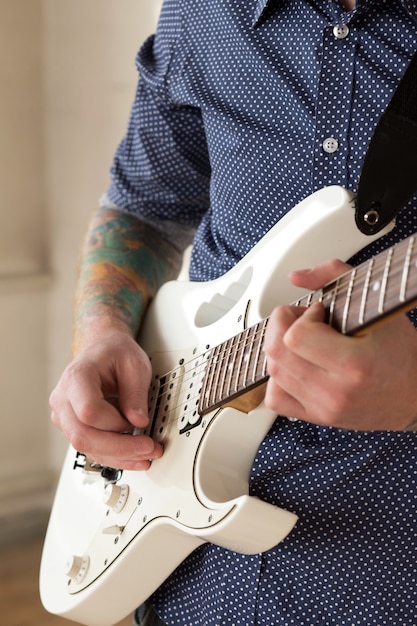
103,483,129,513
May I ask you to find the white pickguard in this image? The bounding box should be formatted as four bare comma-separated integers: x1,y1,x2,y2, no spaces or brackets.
39,187,394,626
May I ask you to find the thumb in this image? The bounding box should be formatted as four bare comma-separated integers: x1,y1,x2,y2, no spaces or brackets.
117,348,152,429
289,259,352,291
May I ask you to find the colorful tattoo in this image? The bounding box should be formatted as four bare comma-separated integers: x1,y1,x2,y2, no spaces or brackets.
74,208,183,349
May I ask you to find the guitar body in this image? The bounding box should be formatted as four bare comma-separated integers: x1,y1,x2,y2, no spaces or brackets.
40,186,393,626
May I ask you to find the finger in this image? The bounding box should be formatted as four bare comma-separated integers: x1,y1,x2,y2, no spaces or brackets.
264,305,322,416
264,303,342,421
264,304,305,365
63,350,151,432
51,402,163,471
264,376,307,421
116,351,152,428
70,369,135,432
74,431,164,471
289,259,352,291
283,301,357,373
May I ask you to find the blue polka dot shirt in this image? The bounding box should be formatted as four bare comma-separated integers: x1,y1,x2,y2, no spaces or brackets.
108,1,417,624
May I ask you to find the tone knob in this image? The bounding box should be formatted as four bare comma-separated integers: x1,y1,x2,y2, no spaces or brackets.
65,554,89,583
103,483,129,512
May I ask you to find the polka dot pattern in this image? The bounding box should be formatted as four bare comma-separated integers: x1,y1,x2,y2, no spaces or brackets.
107,1,417,624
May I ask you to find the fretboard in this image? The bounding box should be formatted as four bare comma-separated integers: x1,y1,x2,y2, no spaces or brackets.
199,234,417,415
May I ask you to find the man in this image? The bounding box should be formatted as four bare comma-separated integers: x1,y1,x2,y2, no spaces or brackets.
50,1,417,624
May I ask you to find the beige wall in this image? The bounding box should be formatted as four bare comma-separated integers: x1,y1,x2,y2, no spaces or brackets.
44,0,162,470
0,0,50,539
0,1,46,274
0,0,161,540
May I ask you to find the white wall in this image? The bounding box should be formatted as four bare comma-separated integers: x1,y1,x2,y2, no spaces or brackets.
0,0,161,541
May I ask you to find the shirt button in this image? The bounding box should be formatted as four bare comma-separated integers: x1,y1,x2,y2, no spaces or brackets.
333,24,350,39
322,137,339,153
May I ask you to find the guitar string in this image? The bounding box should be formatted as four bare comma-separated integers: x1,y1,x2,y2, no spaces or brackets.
149,321,268,406
145,326,269,434
149,254,385,407
146,244,414,434
295,249,410,324
146,294,328,434
154,241,408,405
146,269,361,432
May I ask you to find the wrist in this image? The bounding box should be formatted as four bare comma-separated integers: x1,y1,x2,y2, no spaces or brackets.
72,312,138,356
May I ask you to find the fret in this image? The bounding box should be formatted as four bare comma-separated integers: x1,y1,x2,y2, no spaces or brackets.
254,319,268,380
305,292,314,307
235,327,251,394
326,282,338,328
247,323,263,385
241,327,252,389
400,236,415,303
224,334,239,398
378,247,394,314
241,326,256,389
202,343,221,409
211,339,231,407
341,268,357,334
359,257,374,325
209,344,223,404
216,337,233,405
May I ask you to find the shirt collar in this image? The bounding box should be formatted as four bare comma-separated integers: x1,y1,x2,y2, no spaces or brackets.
252,0,274,28
401,0,417,21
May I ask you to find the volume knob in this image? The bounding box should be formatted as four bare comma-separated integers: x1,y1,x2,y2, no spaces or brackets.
65,554,89,583
103,483,129,512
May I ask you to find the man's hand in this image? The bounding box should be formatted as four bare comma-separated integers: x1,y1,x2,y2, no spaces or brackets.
49,209,184,470
50,326,164,470
264,259,417,431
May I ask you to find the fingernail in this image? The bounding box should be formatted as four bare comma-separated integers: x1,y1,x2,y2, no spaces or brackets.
140,440,154,454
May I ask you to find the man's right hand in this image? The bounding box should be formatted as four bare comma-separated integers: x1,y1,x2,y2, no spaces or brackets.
49,326,164,471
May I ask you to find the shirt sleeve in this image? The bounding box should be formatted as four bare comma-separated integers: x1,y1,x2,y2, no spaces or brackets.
107,0,211,231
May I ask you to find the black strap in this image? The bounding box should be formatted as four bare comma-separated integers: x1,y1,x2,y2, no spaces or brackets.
355,49,417,235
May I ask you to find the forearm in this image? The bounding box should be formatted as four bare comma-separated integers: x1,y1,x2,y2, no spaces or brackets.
73,207,183,354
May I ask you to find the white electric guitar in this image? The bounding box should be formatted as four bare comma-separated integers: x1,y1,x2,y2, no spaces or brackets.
40,186,417,626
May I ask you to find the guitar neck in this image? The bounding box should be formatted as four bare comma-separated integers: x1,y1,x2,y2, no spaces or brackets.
199,234,417,415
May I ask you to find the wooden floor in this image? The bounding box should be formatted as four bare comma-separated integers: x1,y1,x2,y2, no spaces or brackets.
0,533,132,626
